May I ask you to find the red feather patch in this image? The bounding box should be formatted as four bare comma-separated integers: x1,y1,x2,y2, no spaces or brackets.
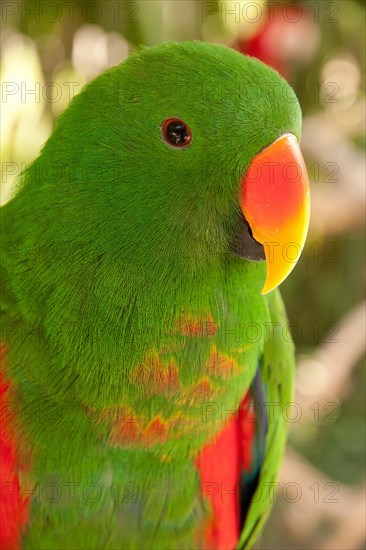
0,345,30,550
195,393,255,550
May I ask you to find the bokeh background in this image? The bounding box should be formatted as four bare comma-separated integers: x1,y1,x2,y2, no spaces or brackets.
1,1,365,548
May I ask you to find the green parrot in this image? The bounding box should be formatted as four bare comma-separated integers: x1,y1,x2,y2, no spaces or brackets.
0,41,310,549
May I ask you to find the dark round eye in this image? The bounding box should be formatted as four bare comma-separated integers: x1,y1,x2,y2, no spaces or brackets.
162,118,192,148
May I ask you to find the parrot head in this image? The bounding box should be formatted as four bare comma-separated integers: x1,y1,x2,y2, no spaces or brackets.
11,41,310,298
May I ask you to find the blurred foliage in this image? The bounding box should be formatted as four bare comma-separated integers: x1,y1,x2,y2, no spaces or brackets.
283,233,365,349
291,358,365,486
1,0,365,548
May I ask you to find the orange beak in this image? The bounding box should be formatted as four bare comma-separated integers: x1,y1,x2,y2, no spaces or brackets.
240,134,310,294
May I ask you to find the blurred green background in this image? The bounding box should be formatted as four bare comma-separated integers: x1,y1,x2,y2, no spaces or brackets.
1,1,365,548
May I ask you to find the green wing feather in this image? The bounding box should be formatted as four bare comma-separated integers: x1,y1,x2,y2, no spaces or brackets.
238,289,295,549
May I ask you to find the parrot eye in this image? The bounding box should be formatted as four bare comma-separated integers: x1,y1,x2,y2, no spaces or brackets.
161,118,192,148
